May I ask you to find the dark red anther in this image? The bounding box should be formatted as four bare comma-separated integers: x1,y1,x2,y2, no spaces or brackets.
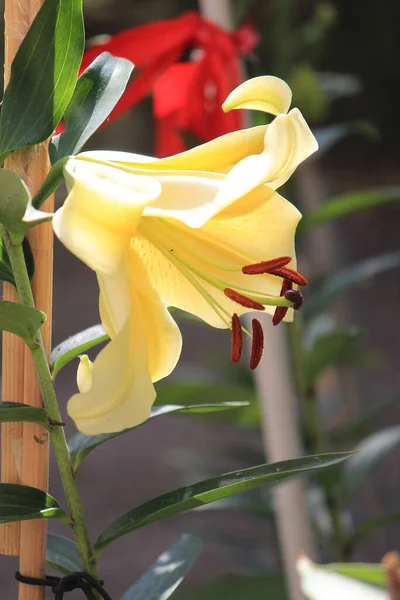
272,280,292,326
284,288,304,310
270,266,308,287
224,288,265,311
242,256,292,275
231,313,243,363
249,318,264,370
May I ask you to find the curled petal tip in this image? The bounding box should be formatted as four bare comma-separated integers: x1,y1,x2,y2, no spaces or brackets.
222,75,292,116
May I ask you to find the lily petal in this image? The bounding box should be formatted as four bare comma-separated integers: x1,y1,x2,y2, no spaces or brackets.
222,75,292,115
136,186,300,327
68,250,181,435
80,124,267,174
53,159,161,276
98,250,182,383
262,108,319,189
67,310,156,435
215,108,318,206
76,355,93,394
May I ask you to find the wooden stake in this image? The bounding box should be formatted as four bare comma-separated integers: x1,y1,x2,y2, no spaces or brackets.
1,1,52,599
20,145,53,600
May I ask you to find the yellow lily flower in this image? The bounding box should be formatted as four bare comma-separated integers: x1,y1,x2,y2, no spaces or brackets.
53,75,318,435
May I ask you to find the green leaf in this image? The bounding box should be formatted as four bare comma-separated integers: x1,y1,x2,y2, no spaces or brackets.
0,0,84,160
0,300,45,346
69,402,248,473
0,484,67,523
50,53,134,162
341,425,400,500
50,324,108,378
332,396,400,443
0,237,35,286
175,574,287,600
303,329,362,387
155,381,256,409
120,535,202,600
0,402,49,428
312,121,378,157
155,381,259,428
31,157,69,210
299,187,400,232
0,170,53,241
304,253,400,320
345,510,400,553
324,563,385,588
46,533,82,574
0,170,30,242
94,452,354,553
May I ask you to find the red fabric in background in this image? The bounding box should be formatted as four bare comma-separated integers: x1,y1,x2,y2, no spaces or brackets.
76,11,258,156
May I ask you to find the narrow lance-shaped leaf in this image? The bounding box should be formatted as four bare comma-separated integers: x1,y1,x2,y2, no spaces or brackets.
303,329,363,387
51,324,108,378
69,401,248,473
323,563,386,588
298,555,387,600
46,533,82,574
345,509,400,554
0,300,45,346
311,120,377,158
174,574,287,600
0,484,67,524
120,535,202,600
0,0,84,160
341,425,400,500
50,52,134,163
94,452,354,553
299,187,400,232
0,402,49,428
332,395,400,444
0,237,34,286
304,252,400,320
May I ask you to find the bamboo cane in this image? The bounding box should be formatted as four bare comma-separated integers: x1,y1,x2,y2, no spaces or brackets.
1,2,52,599
0,0,30,558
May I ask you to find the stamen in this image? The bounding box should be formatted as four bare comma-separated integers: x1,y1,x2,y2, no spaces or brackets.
272,280,292,326
284,288,304,310
270,267,308,287
250,318,264,370
224,288,265,311
231,313,243,363
242,256,291,275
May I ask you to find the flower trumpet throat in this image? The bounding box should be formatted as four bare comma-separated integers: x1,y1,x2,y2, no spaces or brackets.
53,74,318,435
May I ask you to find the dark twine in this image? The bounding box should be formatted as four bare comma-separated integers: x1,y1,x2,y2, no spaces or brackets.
15,571,112,600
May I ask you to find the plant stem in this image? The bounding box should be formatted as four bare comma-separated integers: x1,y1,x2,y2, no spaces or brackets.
287,316,346,561
2,227,97,577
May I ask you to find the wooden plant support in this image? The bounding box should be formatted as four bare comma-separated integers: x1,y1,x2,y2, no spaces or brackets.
0,2,53,600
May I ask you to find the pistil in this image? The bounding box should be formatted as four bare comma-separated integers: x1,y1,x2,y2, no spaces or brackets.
272,280,292,326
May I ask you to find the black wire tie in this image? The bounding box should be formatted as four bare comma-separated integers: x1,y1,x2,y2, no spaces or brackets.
15,571,112,600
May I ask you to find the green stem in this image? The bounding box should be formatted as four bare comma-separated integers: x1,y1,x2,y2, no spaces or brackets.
2,227,97,577
287,317,346,561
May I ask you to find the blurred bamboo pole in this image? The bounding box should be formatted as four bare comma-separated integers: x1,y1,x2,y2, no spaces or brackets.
198,1,312,598
1,2,53,599
254,320,313,600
